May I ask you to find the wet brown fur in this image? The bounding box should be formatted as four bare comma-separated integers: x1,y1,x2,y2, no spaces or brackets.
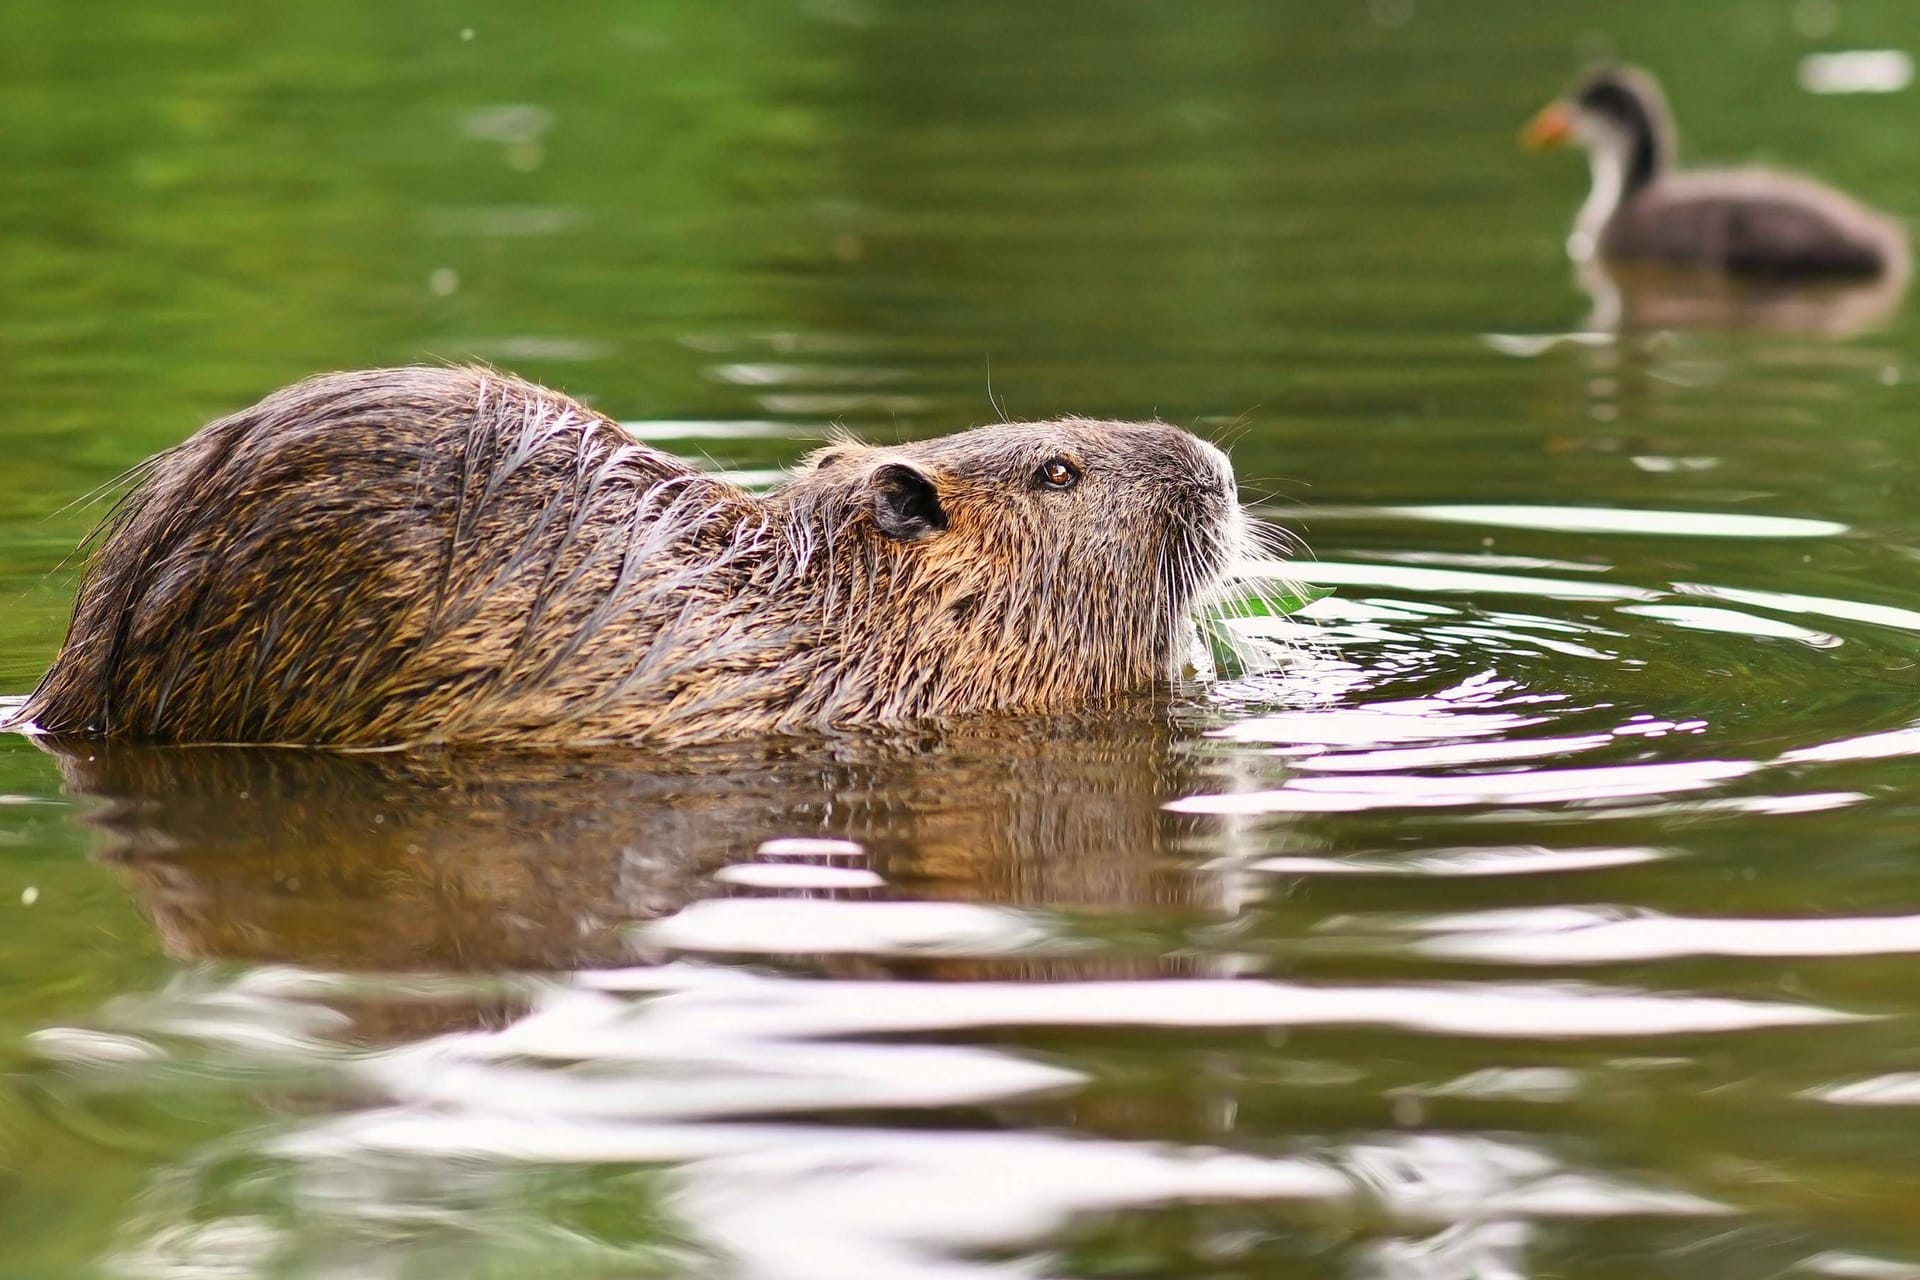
16,366,1243,747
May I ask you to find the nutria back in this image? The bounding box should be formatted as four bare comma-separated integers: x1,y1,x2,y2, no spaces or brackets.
18,367,1245,747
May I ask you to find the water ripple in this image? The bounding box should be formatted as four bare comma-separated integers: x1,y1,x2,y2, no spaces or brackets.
1169,760,1759,814
1290,504,1849,539
558,968,1852,1040
1245,845,1667,878
50,962,1791,1280
644,898,1058,957
1397,906,1920,965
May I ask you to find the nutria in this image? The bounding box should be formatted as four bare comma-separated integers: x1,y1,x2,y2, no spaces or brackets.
1523,65,1910,280
15,366,1251,747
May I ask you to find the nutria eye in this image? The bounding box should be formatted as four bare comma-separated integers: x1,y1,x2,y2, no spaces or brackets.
1035,458,1080,491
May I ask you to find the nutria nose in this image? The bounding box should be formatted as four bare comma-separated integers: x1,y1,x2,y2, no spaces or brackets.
1169,434,1237,515
1195,436,1237,499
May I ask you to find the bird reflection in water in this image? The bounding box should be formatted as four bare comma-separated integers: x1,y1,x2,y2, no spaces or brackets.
1576,254,1909,339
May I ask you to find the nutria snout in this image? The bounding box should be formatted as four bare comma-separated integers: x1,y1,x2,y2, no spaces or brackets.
15,366,1256,747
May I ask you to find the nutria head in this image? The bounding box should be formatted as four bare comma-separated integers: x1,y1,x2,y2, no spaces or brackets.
771,418,1244,716
18,368,1260,747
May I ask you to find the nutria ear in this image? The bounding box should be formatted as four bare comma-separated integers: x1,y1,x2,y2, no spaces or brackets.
804,441,867,471
868,462,947,542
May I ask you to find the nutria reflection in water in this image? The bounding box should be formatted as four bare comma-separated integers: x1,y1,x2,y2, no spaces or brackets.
20,366,1265,747
43,715,1258,1035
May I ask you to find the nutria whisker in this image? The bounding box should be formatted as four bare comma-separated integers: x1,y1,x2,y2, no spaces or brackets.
1246,520,1307,561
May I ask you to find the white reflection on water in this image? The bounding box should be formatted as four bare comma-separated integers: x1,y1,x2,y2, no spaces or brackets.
1178,548,1920,823
1786,725,1920,764
1802,1252,1920,1280
563,966,1849,1041
1805,1075,1920,1107
361,988,1085,1120
1617,604,1841,648
1209,668,1562,751
1363,550,1613,575
112,1217,282,1280
28,1027,167,1067
1480,331,1614,358
1168,760,1759,815
663,1129,1349,1280
644,898,1058,956
670,1130,1719,1280
713,863,886,890
1799,50,1915,95
63,954,1803,1280
1288,733,1616,773
1473,790,1866,824
1398,906,1920,965
1288,505,1848,539
1271,559,1659,603
323,973,1778,1277
1212,703,1552,748
707,362,913,387
757,837,866,858
1396,1066,1585,1103
1673,582,1920,634
1246,846,1665,878
1339,1134,1723,1221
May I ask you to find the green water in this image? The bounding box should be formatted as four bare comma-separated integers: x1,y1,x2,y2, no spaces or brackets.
8,2,1920,1276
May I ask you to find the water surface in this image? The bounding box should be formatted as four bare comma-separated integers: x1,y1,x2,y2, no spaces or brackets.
7,2,1920,1277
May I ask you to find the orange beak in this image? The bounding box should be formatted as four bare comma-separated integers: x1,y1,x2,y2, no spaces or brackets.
1520,100,1573,150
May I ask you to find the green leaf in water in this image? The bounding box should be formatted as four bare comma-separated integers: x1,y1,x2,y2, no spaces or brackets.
1200,582,1332,621
1193,580,1332,678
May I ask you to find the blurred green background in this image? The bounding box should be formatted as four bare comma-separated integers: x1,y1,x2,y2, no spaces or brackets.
4,0,1916,684
6,3,1920,1277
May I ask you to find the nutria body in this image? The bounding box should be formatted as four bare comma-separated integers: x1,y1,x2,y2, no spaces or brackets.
17,366,1246,747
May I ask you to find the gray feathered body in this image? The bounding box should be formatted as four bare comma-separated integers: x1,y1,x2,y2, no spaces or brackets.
1551,66,1908,281
1604,168,1909,279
